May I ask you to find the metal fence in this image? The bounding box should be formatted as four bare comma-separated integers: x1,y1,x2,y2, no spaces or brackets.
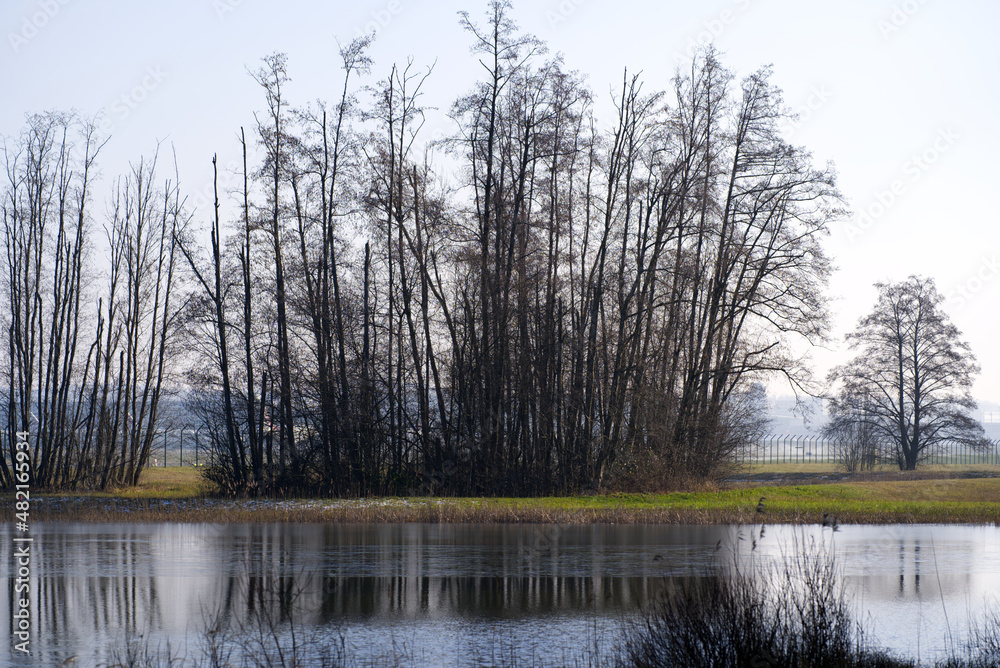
8,415,1000,471
146,429,209,467
744,435,1000,467
143,430,1000,469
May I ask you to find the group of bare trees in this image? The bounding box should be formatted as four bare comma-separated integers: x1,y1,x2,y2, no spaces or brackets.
1,113,180,489
177,2,841,496
3,2,850,494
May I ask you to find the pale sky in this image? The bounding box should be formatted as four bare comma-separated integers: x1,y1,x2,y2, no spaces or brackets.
3,0,999,404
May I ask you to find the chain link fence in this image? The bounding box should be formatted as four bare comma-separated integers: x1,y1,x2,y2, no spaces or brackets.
742,435,1000,467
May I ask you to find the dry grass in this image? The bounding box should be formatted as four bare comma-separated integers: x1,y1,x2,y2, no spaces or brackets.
30,466,212,499
122,466,212,497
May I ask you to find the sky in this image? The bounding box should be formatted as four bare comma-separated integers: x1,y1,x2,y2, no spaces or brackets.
3,0,999,410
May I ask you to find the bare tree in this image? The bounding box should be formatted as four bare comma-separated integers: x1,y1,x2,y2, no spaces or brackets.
1,112,102,488
663,52,839,478
94,151,181,487
252,53,296,479
1,113,179,489
823,392,880,472
176,155,243,490
288,37,372,493
176,7,846,495
828,276,989,470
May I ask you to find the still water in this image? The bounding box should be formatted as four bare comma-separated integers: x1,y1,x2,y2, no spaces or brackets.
2,522,999,665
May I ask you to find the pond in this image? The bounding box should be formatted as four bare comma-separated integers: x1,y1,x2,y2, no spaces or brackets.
2,522,999,665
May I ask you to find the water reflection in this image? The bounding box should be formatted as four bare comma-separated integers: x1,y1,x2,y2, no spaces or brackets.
1,522,998,665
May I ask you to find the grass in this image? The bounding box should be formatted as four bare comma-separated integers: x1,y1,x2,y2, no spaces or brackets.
38,465,213,499
7,466,1000,525
462,480,1000,524
119,466,212,498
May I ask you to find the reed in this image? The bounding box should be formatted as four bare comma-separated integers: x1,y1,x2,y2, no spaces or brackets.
617,529,1000,668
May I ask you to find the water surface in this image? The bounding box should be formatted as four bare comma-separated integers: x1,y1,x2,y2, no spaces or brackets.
2,522,998,665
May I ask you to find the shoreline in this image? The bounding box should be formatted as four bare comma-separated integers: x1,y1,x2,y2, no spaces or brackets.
4,467,998,525
7,489,1000,527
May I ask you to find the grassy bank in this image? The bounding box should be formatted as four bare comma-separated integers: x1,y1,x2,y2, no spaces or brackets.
7,466,999,525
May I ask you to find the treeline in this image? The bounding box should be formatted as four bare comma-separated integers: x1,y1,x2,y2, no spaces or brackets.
1,113,180,489
2,2,842,495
